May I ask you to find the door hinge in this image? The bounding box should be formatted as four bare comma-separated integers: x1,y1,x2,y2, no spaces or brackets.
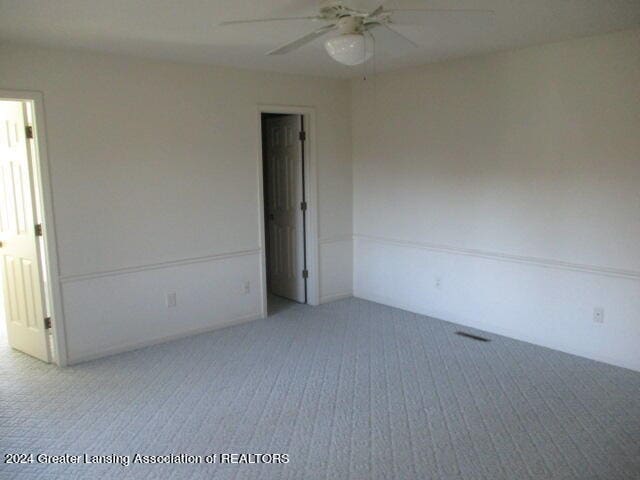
300,201,307,211
298,131,306,142
34,224,43,237
44,317,51,329
25,125,33,139
302,269,309,279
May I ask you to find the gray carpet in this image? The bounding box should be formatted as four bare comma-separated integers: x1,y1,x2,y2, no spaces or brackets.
1,297,639,479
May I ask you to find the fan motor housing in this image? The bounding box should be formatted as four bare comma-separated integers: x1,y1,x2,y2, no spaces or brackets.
319,1,355,20
336,16,364,34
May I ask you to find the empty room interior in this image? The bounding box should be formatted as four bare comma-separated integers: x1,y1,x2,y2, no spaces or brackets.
1,1,639,479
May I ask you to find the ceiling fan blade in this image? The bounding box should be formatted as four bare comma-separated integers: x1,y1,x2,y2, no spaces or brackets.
266,24,336,55
387,8,495,15
388,8,495,27
369,4,385,17
368,22,418,48
219,16,320,26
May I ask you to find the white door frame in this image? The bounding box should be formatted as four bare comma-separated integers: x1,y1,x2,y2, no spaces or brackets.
257,104,320,313
0,89,68,366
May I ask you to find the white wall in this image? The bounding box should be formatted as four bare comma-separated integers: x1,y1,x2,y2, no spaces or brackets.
352,29,640,371
0,45,352,363
3,29,638,371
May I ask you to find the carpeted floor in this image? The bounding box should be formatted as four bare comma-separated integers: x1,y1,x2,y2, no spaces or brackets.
1,297,639,479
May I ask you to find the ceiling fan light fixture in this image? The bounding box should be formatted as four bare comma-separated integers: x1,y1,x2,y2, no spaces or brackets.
324,33,372,66
222,2,495,66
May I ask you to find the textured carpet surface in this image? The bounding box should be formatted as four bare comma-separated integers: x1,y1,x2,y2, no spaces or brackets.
1,297,639,479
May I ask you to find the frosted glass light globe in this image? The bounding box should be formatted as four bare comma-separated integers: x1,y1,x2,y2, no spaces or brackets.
324,33,372,66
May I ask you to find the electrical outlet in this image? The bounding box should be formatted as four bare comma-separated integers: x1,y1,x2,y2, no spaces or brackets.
435,276,442,289
593,307,604,324
167,292,177,308
243,281,251,294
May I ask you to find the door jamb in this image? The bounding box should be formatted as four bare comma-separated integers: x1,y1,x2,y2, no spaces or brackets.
257,104,320,314
0,89,68,366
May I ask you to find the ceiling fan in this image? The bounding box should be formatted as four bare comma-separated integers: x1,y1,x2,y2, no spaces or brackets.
220,1,494,66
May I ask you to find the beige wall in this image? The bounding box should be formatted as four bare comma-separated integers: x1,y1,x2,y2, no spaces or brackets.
352,29,640,371
0,45,353,362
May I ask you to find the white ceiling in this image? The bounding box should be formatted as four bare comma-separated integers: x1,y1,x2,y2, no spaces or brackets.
1,0,639,78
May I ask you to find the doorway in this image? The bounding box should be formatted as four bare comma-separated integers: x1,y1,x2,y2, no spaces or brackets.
258,105,320,315
0,95,62,364
261,113,308,310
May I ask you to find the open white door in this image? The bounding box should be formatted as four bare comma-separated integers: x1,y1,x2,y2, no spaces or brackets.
0,100,49,362
264,115,306,303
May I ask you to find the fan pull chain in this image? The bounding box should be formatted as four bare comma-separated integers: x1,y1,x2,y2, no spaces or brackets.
363,30,376,82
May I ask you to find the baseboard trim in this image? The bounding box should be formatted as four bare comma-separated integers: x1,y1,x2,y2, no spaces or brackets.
320,292,353,304
354,290,640,373
60,248,261,284
354,234,640,281
68,312,262,365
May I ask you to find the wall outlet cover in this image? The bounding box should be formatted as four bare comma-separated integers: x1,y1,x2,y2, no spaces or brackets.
593,307,604,324
167,292,177,308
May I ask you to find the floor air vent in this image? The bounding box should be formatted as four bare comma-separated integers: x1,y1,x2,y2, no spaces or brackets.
455,331,490,342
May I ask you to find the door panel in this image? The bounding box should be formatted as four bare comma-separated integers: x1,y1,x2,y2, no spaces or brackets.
264,115,306,303
0,100,49,362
